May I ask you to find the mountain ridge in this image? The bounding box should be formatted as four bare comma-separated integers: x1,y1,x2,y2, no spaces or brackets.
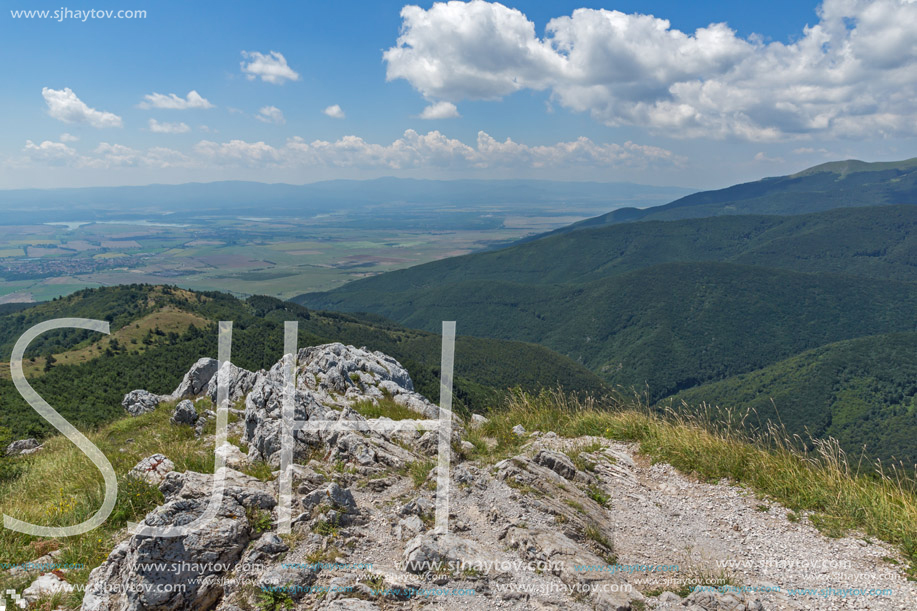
526,156,917,241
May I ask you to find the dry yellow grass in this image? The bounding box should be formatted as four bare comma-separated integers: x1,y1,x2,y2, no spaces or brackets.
0,307,208,380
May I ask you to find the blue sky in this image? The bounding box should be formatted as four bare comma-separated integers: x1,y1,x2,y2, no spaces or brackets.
2,0,915,189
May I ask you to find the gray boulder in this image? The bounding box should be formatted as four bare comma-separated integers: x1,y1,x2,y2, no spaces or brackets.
122,389,162,416
171,399,199,426
82,468,275,611
22,571,73,602
5,438,41,456
394,515,425,540
402,533,490,574
399,496,435,518
128,454,175,485
534,449,578,481
298,343,414,397
301,482,356,513
170,357,219,399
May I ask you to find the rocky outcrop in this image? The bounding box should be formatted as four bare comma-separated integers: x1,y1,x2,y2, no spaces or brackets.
533,449,578,480
4,437,41,456
82,468,275,611
121,389,163,417
207,361,259,406
169,357,218,400
241,344,441,469
80,344,798,611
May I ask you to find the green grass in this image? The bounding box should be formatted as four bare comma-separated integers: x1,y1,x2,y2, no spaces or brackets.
311,520,340,537
351,396,424,421
241,460,276,482
565,440,603,472
585,484,610,508
401,459,436,489
0,399,218,606
247,507,274,535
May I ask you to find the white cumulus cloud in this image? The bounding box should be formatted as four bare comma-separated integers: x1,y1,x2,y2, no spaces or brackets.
42,87,122,128
20,139,191,169
20,130,682,173
384,0,917,140
256,106,286,125
193,129,682,170
240,51,300,84
139,90,214,110
323,104,346,119
419,101,461,119
148,119,191,134
59,133,79,142
23,140,78,164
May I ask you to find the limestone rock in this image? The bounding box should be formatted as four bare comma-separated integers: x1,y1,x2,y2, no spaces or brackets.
215,442,248,470
170,399,199,426
470,413,488,428
22,571,73,601
403,533,490,574
128,454,175,486
534,449,578,481
82,469,274,611
258,565,317,601
207,361,260,406
122,389,162,417
170,357,219,400
5,438,41,456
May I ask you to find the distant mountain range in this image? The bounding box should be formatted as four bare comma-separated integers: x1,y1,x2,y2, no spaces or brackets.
297,157,917,465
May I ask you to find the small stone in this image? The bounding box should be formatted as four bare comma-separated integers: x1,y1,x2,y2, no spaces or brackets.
258,566,316,601
22,571,73,602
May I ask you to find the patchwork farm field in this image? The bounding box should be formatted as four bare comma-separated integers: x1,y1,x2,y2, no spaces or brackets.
0,205,598,302
0,178,692,303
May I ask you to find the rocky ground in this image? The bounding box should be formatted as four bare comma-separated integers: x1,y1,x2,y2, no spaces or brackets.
12,343,917,610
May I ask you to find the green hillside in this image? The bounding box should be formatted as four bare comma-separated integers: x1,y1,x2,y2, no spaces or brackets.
671,332,917,466
0,285,608,440
536,157,917,237
303,261,917,399
297,206,917,301
295,200,917,465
